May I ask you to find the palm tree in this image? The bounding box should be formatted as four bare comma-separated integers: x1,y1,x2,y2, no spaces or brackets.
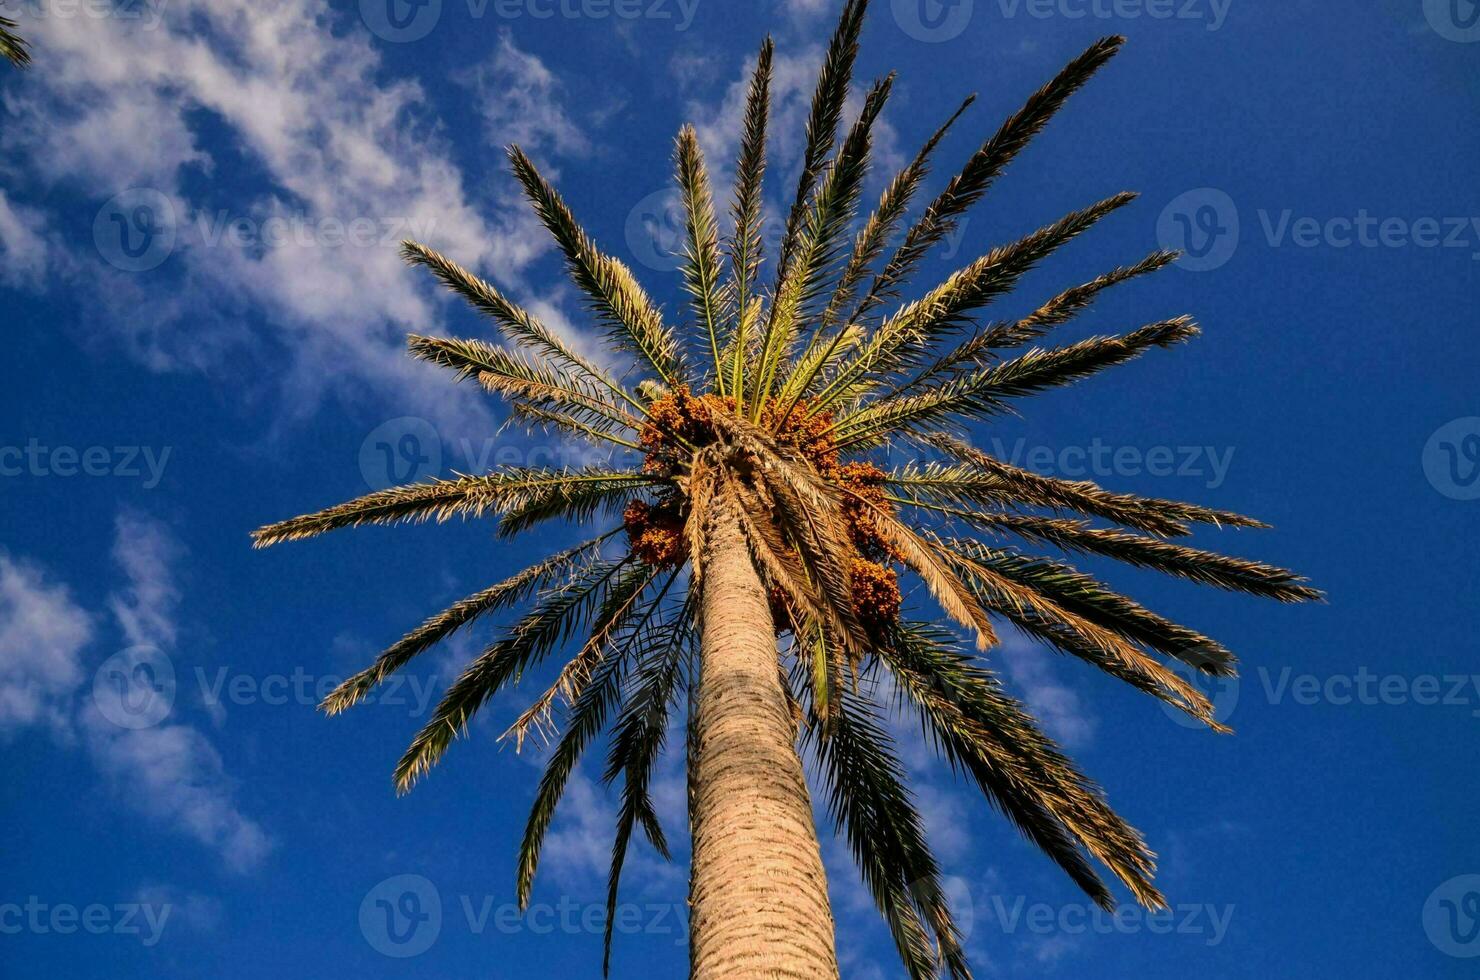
1,16,31,69
254,2,1318,976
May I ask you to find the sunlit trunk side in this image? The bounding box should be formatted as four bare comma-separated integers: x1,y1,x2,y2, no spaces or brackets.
688,501,839,979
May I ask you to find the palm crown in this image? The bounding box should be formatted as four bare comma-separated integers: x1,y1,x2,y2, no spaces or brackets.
254,3,1318,976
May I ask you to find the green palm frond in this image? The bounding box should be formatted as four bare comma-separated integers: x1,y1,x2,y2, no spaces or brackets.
408,333,640,433
1,16,30,69
321,534,615,716
392,558,632,793
494,469,660,538
834,317,1199,449
509,146,687,387
754,73,894,416
600,594,695,974
514,567,675,906
775,0,869,283
254,7,1320,976
882,621,1166,909
803,651,971,979
813,191,1140,414
866,35,1126,311
913,433,1268,534
782,95,977,410
675,126,727,393
725,36,775,403
251,469,648,548
959,512,1321,601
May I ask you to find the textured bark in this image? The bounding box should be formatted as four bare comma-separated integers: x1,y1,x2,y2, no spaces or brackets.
688,502,839,979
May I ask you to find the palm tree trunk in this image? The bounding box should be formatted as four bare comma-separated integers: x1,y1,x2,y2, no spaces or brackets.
688,503,839,979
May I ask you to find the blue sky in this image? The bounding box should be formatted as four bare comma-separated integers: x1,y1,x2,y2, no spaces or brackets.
1,0,1477,977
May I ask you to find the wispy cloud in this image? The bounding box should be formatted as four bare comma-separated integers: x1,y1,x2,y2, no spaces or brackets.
0,1,580,430
0,511,274,873
456,30,593,158
82,511,273,873
0,553,93,739
997,635,1096,750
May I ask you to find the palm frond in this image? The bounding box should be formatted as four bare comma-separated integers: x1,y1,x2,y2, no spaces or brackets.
814,191,1139,414
931,535,1222,725
781,95,977,411
725,36,775,405
1,16,30,69
863,35,1126,307
804,661,971,979
911,434,1268,534
831,94,977,333
957,547,1236,674
674,126,727,393
408,333,641,433
503,564,668,749
514,569,678,908
321,534,615,716
960,513,1323,602
910,250,1178,388
252,470,607,548
600,595,696,974
774,0,869,283
754,73,895,415
508,146,687,386
392,558,631,793
883,621,1166,909
495,469,660,539
400,240,641,414
833,317,1199,449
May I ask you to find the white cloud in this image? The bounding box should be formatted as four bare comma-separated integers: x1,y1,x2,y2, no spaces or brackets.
87,512,272,873
455,30,592,158
0,554,93,738
997,636,1096,749
109,509,184,650
84,714,273,872
132,883,225,935
1,0,575,429
0,514,272,871
0,190,51,287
